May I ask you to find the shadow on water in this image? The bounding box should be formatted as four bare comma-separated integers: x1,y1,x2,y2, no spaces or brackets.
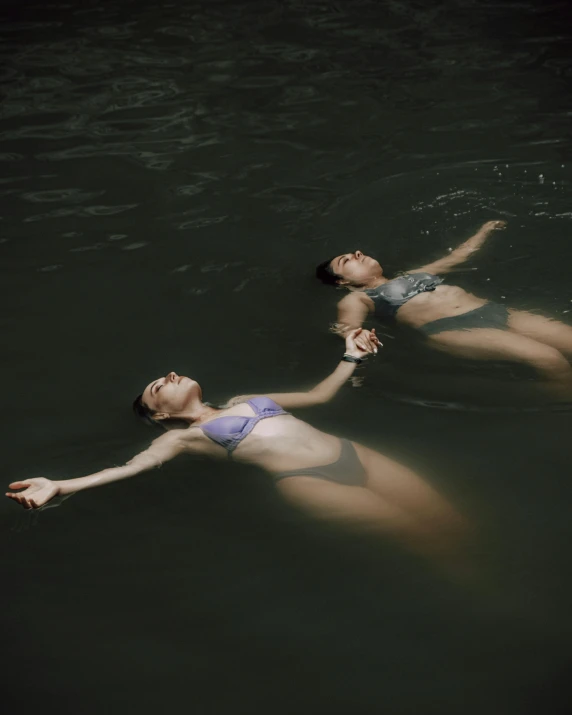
2,0,572,713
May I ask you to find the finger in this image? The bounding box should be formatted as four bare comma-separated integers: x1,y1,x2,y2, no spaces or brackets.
365,337,378,353
8,481,31,490
349,327,362,338
29,500,38,509
370,329,382,347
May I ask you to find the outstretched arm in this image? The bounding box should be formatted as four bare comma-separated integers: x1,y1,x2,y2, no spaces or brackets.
226,328,380,410
411,220,507,275
6,430,187,510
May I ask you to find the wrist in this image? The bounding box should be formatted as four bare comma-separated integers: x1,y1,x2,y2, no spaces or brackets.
341,353,363,364
345,348,365,359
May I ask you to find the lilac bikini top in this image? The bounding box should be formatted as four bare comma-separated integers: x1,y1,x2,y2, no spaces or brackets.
199,396,288,454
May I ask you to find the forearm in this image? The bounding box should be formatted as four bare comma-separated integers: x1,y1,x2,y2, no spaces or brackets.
427,227,492,273
55,463,144,495
455,227,491,257
310,358,358,401
263,356,360,408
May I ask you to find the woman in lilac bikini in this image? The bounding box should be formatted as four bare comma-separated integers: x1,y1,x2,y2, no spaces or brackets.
6,330,466,566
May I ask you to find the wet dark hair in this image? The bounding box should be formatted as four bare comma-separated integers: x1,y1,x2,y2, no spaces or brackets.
132,393,191,431
315,256,342,286
132,394,160,427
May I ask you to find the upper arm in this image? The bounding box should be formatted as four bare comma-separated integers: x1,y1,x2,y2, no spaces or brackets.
261,392,326,409
409,241,483,275
127,430,187,471
407,257,455,275
335,292,370,330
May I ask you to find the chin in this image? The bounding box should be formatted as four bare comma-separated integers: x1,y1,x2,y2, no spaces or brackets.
184,378,202,400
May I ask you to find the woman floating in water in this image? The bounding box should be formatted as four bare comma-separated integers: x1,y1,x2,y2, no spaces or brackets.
6,330,466,567
317,221,572,395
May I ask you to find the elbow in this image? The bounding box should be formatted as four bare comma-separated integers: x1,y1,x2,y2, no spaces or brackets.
308,389,329,405
330,322,355,338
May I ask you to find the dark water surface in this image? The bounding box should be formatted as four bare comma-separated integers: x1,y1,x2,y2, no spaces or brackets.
2,1,572,713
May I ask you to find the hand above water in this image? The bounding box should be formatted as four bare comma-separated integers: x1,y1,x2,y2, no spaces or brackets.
345,327,382,358
481,220,507,233
6,478,60,509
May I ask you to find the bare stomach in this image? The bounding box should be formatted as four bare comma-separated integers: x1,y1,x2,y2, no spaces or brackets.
395,285,487,329
231,415,344,474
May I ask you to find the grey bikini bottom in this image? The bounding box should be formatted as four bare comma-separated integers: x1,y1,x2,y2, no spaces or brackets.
419,302,509,336
273,439,366,487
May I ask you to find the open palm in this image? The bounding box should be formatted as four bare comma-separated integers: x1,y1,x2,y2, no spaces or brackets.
6,478,59,509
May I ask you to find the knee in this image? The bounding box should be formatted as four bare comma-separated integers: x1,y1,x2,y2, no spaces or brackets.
527,347,571,379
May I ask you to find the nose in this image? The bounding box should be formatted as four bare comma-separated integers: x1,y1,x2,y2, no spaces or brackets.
354,250,363,259
167,371,178,382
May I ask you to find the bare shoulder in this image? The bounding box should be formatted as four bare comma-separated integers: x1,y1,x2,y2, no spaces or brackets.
338,291,370,308
337,290,374,313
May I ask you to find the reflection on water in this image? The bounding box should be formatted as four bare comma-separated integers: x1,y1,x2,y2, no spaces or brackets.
2,0,572,713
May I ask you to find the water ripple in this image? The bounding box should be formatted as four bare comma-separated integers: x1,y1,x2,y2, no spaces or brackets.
20,189,106,203
24,204,138,221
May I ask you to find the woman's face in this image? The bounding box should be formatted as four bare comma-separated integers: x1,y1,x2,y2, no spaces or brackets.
330,250,383,285
142,371,202,417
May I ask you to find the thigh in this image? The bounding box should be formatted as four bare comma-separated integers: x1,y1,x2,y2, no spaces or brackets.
427,327,560,364
276,475,420,538
508,310,572,355
352,443,466,534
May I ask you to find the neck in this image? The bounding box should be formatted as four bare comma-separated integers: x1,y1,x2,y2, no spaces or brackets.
177,400,219,425
348,275,388,291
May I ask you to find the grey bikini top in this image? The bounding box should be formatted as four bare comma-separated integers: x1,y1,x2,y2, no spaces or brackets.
364,272,443,321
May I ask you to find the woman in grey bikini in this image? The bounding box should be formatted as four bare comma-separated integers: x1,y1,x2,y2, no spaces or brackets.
6,329,467,569
317,221,572,395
